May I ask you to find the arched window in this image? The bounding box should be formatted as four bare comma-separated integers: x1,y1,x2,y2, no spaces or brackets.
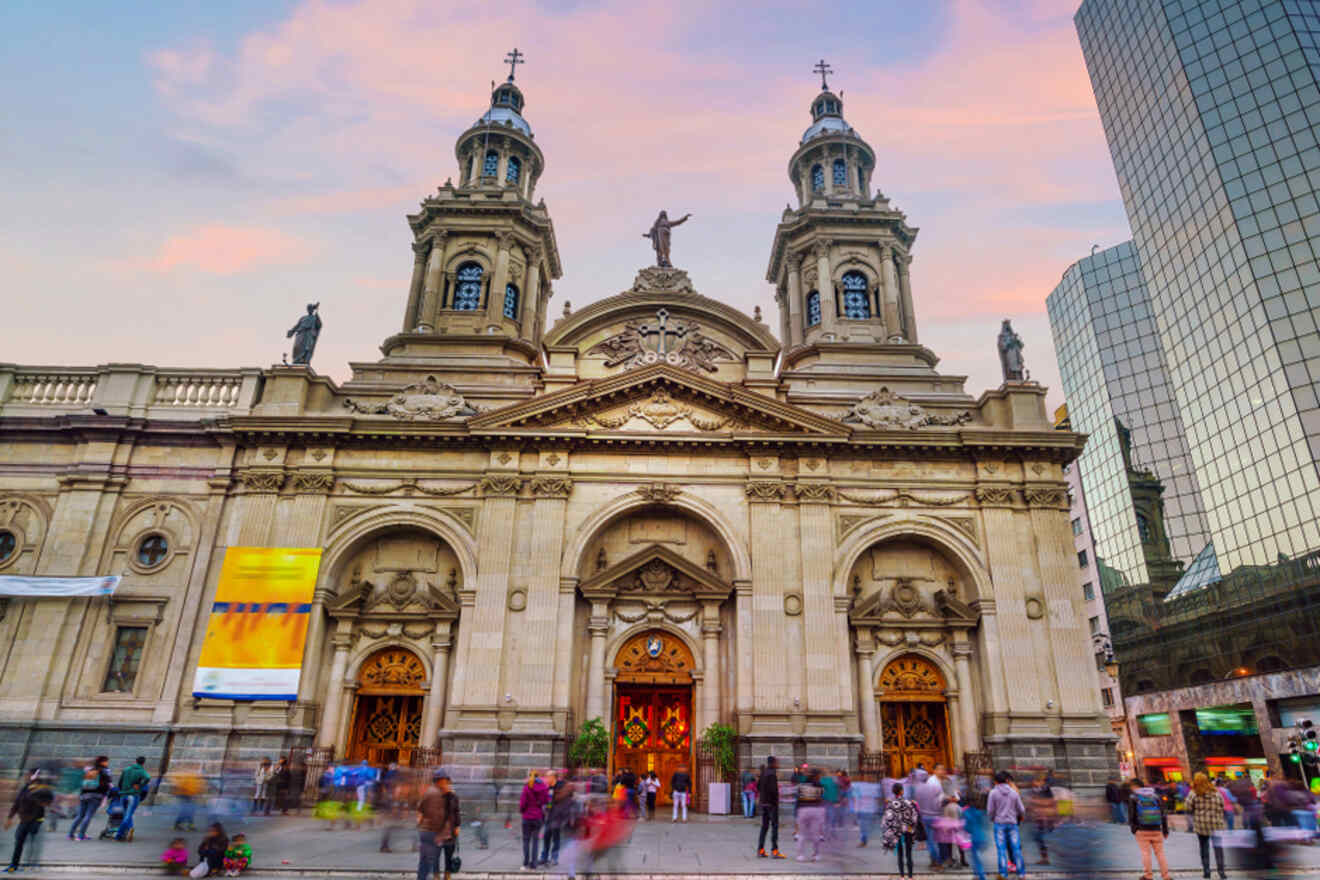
858,166,866,192
1136,512,1152,542
453,262,483,310
841,271,870,318
503,283,520,319
805,290,821,327
506,155,521,184
811,164,824,193
482,150,499,178
832,158,847,187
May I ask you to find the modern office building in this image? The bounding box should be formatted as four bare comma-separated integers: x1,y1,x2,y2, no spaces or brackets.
1047,242,1214,591
1075,0,1320,573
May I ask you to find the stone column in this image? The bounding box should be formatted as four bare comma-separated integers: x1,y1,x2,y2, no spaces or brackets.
585,604,610,722
701,603,722,731
487,232,514,324
814,241,837,337
459,475,519,708
402,240,429,332
553,578,578,727
952,639,980,757
898,255,918,343
855,639,881,751
733,579,753,731
518,475,570,713
786,258,804,347
880,245,902,340
417,234,447,332
521,251,542,340
420,626,453,746
317,632,352,751
295,588,332,705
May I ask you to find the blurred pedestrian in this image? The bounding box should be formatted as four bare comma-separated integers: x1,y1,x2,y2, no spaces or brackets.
962,789,990,880
416,769,459,880
251,759,272,815
851,774,879,847
914,764,945,867
5,768,53,873
172,769,203,831
1129,776,1171,880
881,782,919,878
756,755,786,859
1185,772,1227,880
518,770,548,870
670,765,691,822
742,768,758,819
1026,774,1056,865
795,768,826,862
69,756,110,840
542,777,576,867
987,770,1026,878
1105,776,1126,824
269,757,292,816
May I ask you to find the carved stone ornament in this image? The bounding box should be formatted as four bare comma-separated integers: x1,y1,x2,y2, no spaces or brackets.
631,266,696,294
574,389,741,432
508,589,527,612
636,483,682,503
479,475,522,497
1024,488,1068,507
975,487,1017,506
795,483,836,502
745,481,788,502
291,472,335,494
585,309,736,374
529,476,573,498
241,471,285,493
836,488,971,507
344,376,479,421
842,387,973,431
340,479,475,497
783,593,803,616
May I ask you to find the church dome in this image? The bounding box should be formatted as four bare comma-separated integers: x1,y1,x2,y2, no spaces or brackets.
801,89,858,144
477,81,532,136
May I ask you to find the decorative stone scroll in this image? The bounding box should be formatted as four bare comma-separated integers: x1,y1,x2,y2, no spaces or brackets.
340,479,476,497
842,387,972,431
630,266,696,294
291,473,335,494
529,476,573,498
636,483,682,503
974,487,1016,506
794,483,836,502
344,376,479,421
836,488,971,507
585,309,736,374
240,472,285,493
744,481,788,502
479,475,522,497
1024,488,1068,507
573,389,740,432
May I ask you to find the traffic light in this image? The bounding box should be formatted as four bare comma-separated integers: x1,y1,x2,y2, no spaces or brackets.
1302,719,1318,752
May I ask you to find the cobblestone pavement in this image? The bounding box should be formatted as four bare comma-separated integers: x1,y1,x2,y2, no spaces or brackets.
6,805,1320,877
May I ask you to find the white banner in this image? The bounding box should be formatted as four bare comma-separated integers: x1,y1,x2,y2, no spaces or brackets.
0,575,120,597
193,667,301,701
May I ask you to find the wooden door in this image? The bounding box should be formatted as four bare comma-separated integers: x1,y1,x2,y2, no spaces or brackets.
348,694,423,766
881,701,951,777
612,686,692,804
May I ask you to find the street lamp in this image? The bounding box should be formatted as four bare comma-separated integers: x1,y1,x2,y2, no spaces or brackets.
1093,633,1119,680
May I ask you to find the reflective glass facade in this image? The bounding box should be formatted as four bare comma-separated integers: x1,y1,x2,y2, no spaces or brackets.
1076,0,1320,571
1048,242,1214,587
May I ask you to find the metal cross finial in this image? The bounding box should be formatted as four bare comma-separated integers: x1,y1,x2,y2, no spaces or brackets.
504,48,525,82
813,58,833,90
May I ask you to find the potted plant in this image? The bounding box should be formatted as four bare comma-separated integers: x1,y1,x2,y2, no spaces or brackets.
700,722,737,815
568,717,609,771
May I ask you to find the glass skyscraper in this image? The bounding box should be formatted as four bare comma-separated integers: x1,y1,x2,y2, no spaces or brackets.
1075,0,1320,571
1048,242,1215,589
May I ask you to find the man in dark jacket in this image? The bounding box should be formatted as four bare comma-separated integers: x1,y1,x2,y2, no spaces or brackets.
68,756,111,840
1104,777,1126,824
670,766,691,822
6,769,54,872
756,756,786,859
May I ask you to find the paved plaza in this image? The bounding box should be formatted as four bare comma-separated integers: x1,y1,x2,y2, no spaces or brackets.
6,805,1320,878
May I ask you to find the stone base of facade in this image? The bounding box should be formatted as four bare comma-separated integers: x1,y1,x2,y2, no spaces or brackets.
0,721,315,782
985,735,1118,792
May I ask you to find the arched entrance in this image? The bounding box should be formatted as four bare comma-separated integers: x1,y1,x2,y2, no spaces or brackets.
611,629,694,805
347,648,426,765
878,654,952,777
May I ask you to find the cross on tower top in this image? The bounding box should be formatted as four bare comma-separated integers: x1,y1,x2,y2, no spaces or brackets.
504,48,525,82
813,58,833,90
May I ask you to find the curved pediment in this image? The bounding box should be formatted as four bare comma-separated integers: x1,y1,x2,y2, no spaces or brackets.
544,268,779,385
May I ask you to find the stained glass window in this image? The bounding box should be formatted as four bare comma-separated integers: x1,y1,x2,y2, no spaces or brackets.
102,626,147,693
842,271,870,318
503,283,519,319
806,290,821,327
833,158,847,187
482,151,498,178
811,165,824,193
506,155,521,185
453,263,483,310
137,534,168,567
0,531,14,563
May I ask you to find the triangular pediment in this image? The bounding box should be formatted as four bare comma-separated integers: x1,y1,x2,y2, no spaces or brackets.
469,363,849,438
328,572,459,619
580,543,732,598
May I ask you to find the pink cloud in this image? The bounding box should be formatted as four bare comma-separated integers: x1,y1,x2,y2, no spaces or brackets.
119,224,311,275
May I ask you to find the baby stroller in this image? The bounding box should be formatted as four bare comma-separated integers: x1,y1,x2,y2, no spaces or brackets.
98,788,125,840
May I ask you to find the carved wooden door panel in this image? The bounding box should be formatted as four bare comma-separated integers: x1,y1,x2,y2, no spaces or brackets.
349,694,422,766
881,701,951,777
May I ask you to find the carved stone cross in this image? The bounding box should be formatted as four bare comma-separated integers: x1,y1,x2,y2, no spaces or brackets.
636,308,688,355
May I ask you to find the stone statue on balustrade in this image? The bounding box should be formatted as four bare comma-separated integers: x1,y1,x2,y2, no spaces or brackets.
287,303,322,365
642,210,691,268
997,319,1026,382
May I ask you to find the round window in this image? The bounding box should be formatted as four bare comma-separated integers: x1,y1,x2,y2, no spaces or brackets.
137,534,169,568
0,531,15,563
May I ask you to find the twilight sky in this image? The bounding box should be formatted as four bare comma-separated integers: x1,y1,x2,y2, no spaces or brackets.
2,0,1132,407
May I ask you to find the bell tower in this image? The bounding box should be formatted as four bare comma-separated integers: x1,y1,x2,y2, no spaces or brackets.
767,62,957,400
366,49,562,399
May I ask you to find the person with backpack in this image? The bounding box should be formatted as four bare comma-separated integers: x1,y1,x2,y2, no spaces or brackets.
68,756,110,840
1128,776,1171,880
114,756,150,842
5,768,54,873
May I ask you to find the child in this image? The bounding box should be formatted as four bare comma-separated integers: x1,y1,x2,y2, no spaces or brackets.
935,795,963,866
962,791,990,880
222,832,251,876
160,837,188,875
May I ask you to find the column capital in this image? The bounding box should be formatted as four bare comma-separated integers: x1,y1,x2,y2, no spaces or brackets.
588,617,609,637
412,240,430,257
330,633,353,651
952,642,974,659
496,231,516,250
854,640,875,657
812,239,833,259
701,620,723,637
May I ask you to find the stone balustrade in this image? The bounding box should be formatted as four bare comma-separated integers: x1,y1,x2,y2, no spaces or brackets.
0,364,264,418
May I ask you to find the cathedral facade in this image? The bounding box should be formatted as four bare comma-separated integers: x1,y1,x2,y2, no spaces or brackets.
0,69,1114,795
